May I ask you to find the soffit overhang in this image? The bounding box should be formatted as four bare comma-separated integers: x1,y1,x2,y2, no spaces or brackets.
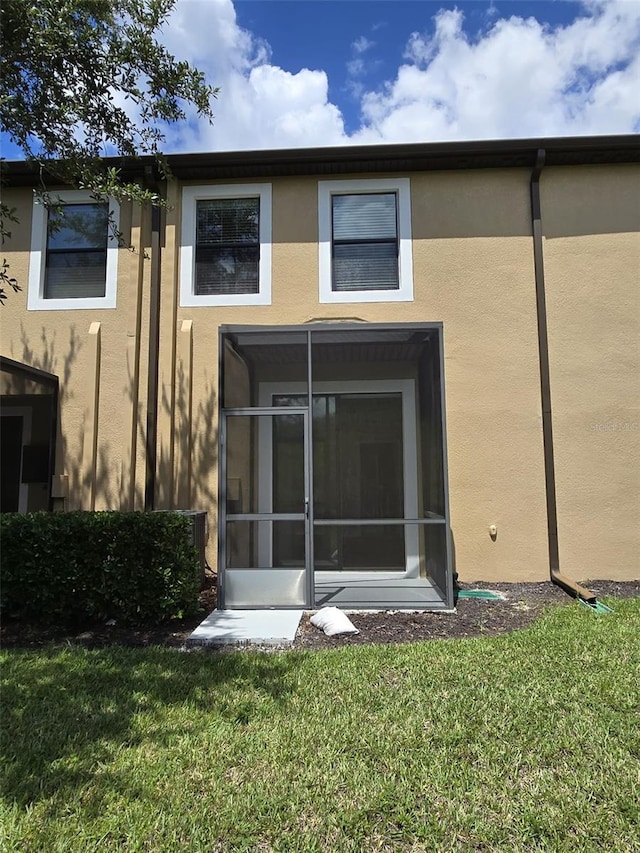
3,134,639,187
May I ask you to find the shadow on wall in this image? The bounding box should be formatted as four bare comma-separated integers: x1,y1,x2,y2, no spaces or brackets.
542,168,640,239
17,322,130,510
15,323,89,509
157,361,218,514
14,324,219,515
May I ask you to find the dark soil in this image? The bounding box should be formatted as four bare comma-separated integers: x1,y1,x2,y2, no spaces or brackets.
295,580,640,650
1,578,638,652
0,574,219,651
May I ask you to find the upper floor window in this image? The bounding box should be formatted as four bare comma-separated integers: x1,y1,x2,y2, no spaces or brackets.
196,197,259,295
27,191,119,311
180,184,272,307
332,193,398,291
318,178,413,303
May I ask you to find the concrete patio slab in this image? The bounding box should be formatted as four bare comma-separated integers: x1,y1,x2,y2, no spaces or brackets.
187,609,303,647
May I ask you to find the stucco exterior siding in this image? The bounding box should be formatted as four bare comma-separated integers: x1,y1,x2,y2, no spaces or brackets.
2,141,638,587
167,170,549,582
542,165,640,580
0,187,152,513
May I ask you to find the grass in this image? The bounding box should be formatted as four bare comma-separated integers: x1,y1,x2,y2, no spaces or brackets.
1,600,639,853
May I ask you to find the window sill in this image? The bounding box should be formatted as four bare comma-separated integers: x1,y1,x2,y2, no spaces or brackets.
180,291,272,308
319,287,413,304
27,295,117,311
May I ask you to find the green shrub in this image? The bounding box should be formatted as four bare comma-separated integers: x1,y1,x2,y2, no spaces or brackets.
0,511,200,626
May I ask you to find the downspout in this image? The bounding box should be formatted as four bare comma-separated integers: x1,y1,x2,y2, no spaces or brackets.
530,149,596,604
144,166,163,510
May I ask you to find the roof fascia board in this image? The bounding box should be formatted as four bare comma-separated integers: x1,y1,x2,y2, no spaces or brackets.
3,134,639,186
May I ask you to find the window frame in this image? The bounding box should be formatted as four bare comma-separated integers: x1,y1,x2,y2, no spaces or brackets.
318,178,413,304
180,183,272,307
27,190,120,311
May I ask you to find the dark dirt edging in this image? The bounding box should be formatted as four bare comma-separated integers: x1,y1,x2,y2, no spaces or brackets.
1,579,638,652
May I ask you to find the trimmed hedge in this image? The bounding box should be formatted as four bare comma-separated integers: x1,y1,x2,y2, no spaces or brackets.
0,511,201,626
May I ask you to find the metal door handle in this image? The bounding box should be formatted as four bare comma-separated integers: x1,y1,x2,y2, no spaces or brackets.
304,498,309,519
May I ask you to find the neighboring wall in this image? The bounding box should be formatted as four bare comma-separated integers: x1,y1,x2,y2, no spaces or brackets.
543,165,640,581
0,187,152,512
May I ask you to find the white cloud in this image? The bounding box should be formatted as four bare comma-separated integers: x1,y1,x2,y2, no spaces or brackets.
346,32,379,100
355,0,640,142
347,58,366,78
352,36,375,54
154,0,640,152
157,0,345,150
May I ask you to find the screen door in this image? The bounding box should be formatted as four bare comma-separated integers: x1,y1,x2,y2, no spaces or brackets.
220,407,310,608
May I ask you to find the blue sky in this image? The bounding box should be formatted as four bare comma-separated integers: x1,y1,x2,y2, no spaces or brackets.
233,0,591,133
2,0,639,158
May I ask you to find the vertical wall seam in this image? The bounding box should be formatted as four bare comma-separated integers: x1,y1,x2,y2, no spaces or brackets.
129,205,147,509
119,204,147,510
86,321,101,511
175,318,194,507
144,176,162,510
166,180,180,510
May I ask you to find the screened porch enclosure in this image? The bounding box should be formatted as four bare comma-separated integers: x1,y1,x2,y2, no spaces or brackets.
218,324,453,610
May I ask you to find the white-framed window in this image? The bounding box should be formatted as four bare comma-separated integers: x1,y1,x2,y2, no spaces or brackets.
27,190,119,310
180,183,272,307
318,178,413,303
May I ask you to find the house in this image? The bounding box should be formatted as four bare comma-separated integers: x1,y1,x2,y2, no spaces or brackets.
1,135,639,610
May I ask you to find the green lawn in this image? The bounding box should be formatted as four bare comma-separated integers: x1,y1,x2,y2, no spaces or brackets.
1,600,639,853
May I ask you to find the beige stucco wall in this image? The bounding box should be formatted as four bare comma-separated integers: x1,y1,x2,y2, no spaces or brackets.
169,169,550,582
2,161,638,584
542,165,640,582
0,186,151,513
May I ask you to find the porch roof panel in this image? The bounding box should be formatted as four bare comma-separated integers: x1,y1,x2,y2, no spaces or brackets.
223,324,437,366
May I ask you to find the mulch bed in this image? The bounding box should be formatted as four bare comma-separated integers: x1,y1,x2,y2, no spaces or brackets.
295,580,640,649
1,577,638,652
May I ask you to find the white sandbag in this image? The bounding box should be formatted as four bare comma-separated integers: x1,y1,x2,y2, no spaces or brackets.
310,607,359,636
